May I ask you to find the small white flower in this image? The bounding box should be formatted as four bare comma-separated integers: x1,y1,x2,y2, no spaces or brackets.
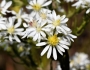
4,17,24,42
0,0,12,14
72,0,84,9
23,19,50,42
72,0,90,14
36,34,70,60
70,52,90,69
46,10,70,35
26,0,52,15
11,8,28,23
38,9,51,22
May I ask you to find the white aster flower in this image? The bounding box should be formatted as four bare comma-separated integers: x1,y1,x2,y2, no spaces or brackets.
70,52,90,70
72,0,84,9
72,0,90,14
72,0,90,9
22,12,36,25
5,17,24,42
11,8,28,23
46,10,70,35
38,9,51,22
0,0,12,14
36,34,70,60
23,18,50,42
26,0,52,15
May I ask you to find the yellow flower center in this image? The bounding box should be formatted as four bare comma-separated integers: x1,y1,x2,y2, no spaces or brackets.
53,19,60,26
48,35,59,46
7,26,15,34
32,4,41,11
40,13,47,19
17,14,21,19
36,27,41,32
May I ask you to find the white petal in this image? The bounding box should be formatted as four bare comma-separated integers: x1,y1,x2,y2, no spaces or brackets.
42,1,52,7
9,35,13,42
14,35,21,42
1,10,6,15
11,11,16,15
61,25,71,32
21,13,28,19
22,32,28,38
86,9,90,14
40,31,46,38
18,8,23,15
23,23,28,27
42,28,51,32
53,47,57,60
33,33,38,41
56,46,63,55
59,27,67,35
15,21,21,28
8,17,15,26
47,46,52,59
37,0,44,5
61,15,66,20
0,24,6,29
15,28,24,32
33,0,36,4
4,1,12,10
60,44,69,49
52,10,56,19
36,42,47,46
41,45,50,56
26,28,35,32
69,37,74,42
61,18,68,23
1,0,6,7
26,6,33,9
60,40,70,45
29,1,33,5
69,34,77,38
28,31,36,37
57,45,65,52
41,21,47,27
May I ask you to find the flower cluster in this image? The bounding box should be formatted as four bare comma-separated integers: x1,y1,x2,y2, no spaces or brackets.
56,52,90,70
0,0,76,60
72,0,90,14
70,52,90,70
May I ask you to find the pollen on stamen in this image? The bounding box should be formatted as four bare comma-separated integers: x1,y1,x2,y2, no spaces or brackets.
48,34,59,46
36,27,41,32
7,26,15,34
32,4,41,11
40,13,47,19
53,19,61,26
